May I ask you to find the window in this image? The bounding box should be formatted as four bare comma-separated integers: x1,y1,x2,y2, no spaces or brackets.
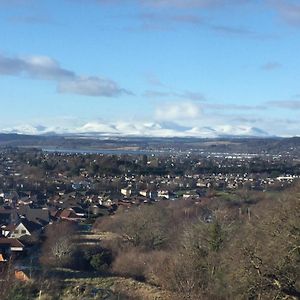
21,230,27,234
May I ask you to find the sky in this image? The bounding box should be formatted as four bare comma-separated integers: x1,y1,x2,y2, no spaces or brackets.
0,0,300,137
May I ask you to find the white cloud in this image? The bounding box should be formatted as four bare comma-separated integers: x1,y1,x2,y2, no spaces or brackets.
58,76,130,97
155,102,202,121
0,53,129,97
267,100,300,109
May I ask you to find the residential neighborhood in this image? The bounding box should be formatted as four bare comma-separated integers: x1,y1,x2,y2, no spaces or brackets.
0,147,299,266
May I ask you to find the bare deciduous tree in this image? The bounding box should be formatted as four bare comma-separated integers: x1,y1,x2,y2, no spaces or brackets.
40,222,77,268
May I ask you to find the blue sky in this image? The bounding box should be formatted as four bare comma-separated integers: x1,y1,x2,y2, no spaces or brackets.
0,0,300,137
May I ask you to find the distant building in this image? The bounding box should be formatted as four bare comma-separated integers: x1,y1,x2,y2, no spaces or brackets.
157,190,170,199
121,187,132,197
139,190,150,197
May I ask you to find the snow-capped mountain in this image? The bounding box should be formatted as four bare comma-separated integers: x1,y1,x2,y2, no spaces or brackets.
0,122,271,138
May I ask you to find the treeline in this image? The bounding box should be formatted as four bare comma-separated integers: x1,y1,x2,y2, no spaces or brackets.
2,149,300,180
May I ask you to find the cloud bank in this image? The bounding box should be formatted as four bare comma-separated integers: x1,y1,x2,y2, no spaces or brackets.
267,100,300,109
0,53,129,97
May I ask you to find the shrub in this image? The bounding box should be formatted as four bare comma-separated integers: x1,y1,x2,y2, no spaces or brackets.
97,205,170,250
6,283,38,300
111,249,147,281
90,249,113,273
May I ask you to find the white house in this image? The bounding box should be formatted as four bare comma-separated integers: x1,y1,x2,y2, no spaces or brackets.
157,190,170,199
121,187,132,197
9,222,31,239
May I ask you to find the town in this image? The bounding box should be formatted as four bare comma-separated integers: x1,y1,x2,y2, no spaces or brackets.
0,146,299,252
0,146,299,299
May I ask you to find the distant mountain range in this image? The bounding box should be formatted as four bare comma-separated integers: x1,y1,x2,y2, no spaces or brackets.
0,121,272,138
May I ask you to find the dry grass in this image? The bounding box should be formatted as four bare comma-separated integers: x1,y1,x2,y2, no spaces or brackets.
62,275,174,299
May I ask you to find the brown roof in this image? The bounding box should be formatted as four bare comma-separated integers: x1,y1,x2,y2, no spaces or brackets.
2,224,16,232
15,270,30,282
0,238,24,248
59,209,78,219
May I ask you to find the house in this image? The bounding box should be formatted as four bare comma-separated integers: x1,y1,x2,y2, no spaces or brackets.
196,180,207,188
14,219,42,239
0,238,24,256
58,194,83,209
1,224,16,237
227,182,239,189
2,191,19,205
139,190,150,197
118,200,132,209
0,208,19,226
57,208,84,221
17,206,50,226
121,187,132,197
101,198,114,207
2,219,43,239
182,191,200,199
89,205,111,217
157,190,170,199
18,197,33,206
86,194,99,204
